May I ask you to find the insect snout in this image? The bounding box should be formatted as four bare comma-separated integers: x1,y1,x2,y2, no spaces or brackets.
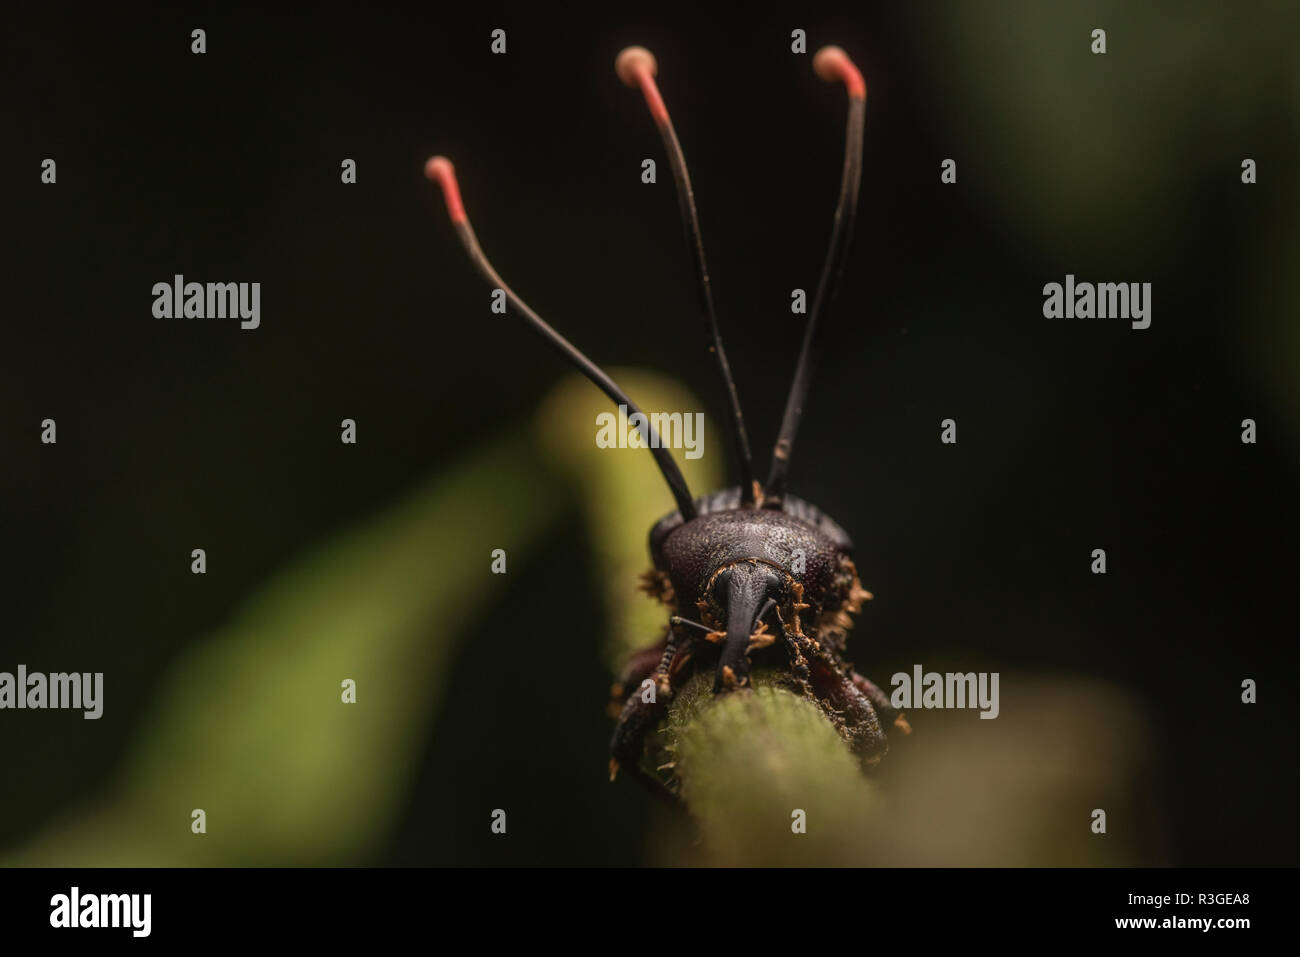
706,561,787,692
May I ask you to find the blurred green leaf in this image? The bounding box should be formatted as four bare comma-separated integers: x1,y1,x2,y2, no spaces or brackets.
905,1,1299,258
4,429,565,865
536,369,722,669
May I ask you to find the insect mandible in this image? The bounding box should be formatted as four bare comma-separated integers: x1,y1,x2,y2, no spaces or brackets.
426,44,910,800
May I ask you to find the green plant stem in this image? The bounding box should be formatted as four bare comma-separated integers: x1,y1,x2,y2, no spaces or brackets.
666,668,880,865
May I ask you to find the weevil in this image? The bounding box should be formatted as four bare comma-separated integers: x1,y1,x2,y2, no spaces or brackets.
426,44,910,800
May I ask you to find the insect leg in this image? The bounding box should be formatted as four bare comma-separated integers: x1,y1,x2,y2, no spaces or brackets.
851,671,912,736
608,687,677,804
608,627,694,806
776,606,815,696
608,628,669,718
798,636,890,765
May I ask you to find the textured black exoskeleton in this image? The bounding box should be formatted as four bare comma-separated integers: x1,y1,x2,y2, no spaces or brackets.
427,44,909,801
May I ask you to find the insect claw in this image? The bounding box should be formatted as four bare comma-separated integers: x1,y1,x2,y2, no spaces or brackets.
704,630,726,644
609,758,620,782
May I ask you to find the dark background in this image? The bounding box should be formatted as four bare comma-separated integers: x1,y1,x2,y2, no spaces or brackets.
2,3,1297,865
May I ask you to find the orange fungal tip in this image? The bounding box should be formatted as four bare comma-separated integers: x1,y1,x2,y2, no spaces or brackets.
615,45,657,87
424,155,466,224
424,155,453,182
813,45,866,100
617,45,669,125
